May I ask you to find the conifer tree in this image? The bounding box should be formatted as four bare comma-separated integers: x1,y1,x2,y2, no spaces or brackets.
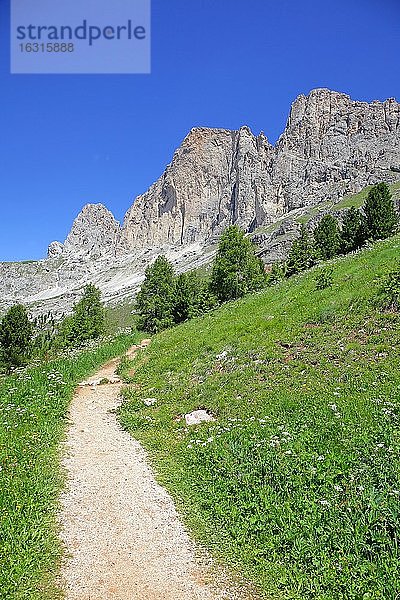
210,225,265,302
57,284,105,347
364,182,398,240
135,256,176,333
267,262,286,286
173,272,216,324
0,304,33,369
286,224,317,276
71,284,105,343
340,206,366,253
314,214,340,260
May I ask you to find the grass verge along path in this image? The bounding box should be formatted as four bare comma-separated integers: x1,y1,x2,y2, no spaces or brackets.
0,333,135,600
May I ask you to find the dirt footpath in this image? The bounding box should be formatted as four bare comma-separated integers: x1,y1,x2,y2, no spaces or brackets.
58,343,245,600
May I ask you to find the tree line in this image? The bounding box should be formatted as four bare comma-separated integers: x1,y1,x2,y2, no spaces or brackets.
0,182,397,364
135,182,398,332
284,181,398,277
0,284,105,371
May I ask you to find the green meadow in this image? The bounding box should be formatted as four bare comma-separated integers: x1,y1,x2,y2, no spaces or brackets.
119,236,400,599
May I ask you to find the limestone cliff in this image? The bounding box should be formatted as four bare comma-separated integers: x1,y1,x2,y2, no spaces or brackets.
1,88,400,316
120,126,280,248
53,89,400,257
272,88,400,211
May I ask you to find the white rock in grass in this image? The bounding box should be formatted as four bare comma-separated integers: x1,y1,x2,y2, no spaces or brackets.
143,398,157,406
185,410,215,426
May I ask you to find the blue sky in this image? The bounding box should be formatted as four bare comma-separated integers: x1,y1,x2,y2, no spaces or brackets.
0,0,399,261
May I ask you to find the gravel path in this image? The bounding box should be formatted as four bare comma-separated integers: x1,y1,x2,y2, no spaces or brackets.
58,345,241,600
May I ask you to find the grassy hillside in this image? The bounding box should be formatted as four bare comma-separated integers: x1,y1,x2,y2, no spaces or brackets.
120,236,400,599
334,181,400,211
0,333,136,600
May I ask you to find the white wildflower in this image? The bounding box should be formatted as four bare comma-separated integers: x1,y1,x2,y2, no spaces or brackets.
319,500,330,506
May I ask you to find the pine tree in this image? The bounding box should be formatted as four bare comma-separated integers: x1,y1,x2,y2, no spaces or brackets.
73,284,105,342
286,225,317,276
32,312,57,355
173,272,201,324
0,304,33,369
135,256,176,333
210,225,265,303
57,284,105,347
266,262,286,286
173,272,216,324
340,206,366,254
314,214,340,260
364,182,398,240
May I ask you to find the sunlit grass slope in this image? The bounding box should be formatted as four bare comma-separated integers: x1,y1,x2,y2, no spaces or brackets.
120,236,400,600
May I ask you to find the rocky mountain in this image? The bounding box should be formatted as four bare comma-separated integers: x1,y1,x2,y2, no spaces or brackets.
1,88,400,316
119,89,400,251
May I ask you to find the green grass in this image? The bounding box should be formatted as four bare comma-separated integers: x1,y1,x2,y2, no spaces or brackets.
333,187,373,210
0,332,136,600
296,203,331,224
334,181,400,211
105,301,136,334
119,236,400,599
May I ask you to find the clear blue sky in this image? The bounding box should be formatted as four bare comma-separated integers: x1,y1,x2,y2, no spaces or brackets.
0,0,399,261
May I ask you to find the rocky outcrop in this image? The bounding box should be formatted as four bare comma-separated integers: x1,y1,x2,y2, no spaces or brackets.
62,204,121,259
120,126,281,249
272,88,400,210
52,89,400,258
117,89,400,253
47,241,64,258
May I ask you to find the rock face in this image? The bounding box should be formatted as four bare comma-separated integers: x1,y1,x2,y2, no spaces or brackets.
62,203,121,259
119,89,400,252
47,241,64,258
120,126,280,248
272,89,400,211
54,88,400,258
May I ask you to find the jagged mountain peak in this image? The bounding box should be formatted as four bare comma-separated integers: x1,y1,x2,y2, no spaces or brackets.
4,87,396,318
61,203,121,259
53,89,400,259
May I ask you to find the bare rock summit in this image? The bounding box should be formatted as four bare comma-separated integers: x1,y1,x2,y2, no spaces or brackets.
52,89,400,259
62,203,121,259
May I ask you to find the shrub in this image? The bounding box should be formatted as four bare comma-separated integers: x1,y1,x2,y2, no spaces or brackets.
377,265,400,310
315,267,334,290
32,312,57,356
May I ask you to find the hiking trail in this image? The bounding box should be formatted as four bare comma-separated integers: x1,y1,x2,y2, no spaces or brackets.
59,342,245,600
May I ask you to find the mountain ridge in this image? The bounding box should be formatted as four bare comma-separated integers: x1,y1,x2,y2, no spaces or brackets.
49,88,400,260
1,88,399,316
